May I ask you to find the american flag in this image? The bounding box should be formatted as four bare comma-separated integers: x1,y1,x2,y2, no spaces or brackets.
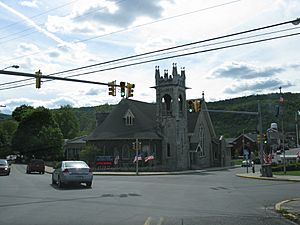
133,155,142,163
114,155,119,165
145,155,155,162
279,95,284,103
263,152,272,164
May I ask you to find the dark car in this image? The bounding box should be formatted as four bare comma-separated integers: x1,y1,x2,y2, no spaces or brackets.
0,159,10,176
26,159,45,174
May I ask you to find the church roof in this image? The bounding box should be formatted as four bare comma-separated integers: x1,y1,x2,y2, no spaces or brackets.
86,98,161,140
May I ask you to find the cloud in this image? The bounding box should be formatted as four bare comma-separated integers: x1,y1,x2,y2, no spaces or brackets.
85,87,104,96
46,0,171,34
224,79,293,94
0,1,67,45
20,0,39,8
210,62,285,80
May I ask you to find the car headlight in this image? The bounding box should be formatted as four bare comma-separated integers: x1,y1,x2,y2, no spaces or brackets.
4,167,8,170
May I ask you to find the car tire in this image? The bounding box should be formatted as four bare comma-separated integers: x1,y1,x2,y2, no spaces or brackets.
86,182,92,188
52,174,56,185
57,176,64,188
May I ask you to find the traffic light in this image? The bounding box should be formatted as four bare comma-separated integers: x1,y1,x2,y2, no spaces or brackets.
35,70,42,89
127,83,135,98
263,134,268,144
108,80,116,96
120,81,126,97
194,100,201,112
187,100,194,113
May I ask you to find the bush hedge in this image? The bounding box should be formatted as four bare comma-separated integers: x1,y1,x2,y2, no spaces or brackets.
272,163,300,172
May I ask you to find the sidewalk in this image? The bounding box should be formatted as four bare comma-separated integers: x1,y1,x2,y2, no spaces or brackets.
45,165,239,176
275,198,300,224
236,172,300,182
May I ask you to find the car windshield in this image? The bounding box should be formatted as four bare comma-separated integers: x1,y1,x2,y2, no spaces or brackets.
64,161,88,168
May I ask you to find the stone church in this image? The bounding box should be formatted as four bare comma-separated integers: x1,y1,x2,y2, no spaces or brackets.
86,64,231,170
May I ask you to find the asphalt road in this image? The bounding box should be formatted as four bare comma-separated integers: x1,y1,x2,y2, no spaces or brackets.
0,164,299,225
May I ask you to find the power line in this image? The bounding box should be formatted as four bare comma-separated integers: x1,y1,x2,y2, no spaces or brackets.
0,0,80,31
1,0,241,63
2,24,297,88
0,31,299,91
1,19,299,89
0,0,128,45
48,18,300,77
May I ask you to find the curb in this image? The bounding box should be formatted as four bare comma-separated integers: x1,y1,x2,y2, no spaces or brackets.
275,199,299,223
45,165,238,176
236,174,300,182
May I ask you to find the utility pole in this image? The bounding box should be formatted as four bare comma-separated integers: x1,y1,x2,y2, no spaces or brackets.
279,87,286,175
296,111,299,147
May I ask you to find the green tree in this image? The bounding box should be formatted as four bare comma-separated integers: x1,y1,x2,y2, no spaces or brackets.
80,145,103,166
53,105,80,139
12,104,34,122
0,119,18,158
12,107,63,160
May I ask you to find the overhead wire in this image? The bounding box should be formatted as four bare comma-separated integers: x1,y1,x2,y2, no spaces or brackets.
0,19,299,89
1,0,241,63
0,30,299,91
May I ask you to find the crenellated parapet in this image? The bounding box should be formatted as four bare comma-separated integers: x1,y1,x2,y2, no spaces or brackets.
155,63,186,87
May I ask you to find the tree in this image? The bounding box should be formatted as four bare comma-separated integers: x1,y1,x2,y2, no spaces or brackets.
12,107,63,160
53,105,80,139
12,105,34,122
0,119,18,158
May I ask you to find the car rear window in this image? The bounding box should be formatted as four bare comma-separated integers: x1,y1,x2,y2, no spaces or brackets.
31,159,44,164
0,160,7,165
64,161,88,168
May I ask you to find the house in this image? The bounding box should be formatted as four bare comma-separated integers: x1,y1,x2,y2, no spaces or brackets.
64,136,87,160
228,133,258,159
86,64,230,170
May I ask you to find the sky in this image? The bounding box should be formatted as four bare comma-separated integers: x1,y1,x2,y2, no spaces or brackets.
0,0,299,114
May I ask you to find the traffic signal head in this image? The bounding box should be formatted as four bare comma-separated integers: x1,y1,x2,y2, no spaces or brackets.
127,83,135,98
188,100,194,113
108,81,116,96
194,100,201,112
120,82,126,97
35,70,42,89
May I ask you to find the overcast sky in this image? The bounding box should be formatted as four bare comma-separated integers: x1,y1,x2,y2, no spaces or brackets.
0,0,299,114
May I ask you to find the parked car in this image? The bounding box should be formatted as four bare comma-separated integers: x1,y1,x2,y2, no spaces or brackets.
241,160,252,167
0,159,10,176
52,161,93,188
26,159,45,174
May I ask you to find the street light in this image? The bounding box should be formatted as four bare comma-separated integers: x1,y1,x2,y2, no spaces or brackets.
1,65,19,70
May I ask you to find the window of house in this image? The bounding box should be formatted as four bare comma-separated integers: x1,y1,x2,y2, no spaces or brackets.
123,109,135,126
167,143,171,157
199,124,205,157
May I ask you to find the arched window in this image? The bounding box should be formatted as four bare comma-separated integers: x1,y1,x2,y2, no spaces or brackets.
178,95,183,112
161,94,172,115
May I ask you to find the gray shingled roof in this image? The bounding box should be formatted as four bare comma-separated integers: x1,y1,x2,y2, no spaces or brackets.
87,99,161,140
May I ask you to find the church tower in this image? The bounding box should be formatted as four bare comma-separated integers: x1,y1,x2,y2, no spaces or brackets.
154,63,189,169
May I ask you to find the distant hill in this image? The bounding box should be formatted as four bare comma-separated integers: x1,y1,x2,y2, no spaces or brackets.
207,92,300,137
4,93,295,138
0,113,11,120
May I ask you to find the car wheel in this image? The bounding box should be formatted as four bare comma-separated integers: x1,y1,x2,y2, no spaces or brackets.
42,171,45,174
52,174,56,185
57,176,64,188
86,182,92,187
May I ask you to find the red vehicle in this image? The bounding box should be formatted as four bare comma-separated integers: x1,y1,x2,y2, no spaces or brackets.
26,159,45,174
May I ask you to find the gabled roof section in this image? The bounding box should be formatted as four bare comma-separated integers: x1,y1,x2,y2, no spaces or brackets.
187,100,217,138
123,109,135,119
87,99,161,140
65,135,87,144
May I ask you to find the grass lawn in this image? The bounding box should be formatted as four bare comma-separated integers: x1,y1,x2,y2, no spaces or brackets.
231,159,243,165
273,170,300,176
